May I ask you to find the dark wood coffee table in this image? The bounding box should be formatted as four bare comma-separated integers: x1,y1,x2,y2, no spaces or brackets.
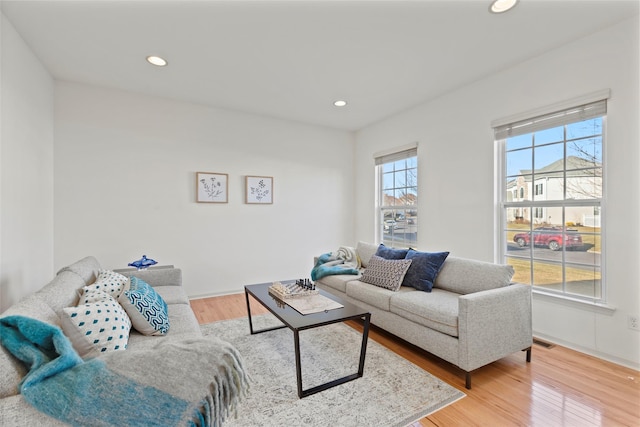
244,281,371,398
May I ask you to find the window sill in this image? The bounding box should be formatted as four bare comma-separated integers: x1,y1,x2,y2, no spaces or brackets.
532,289,616,315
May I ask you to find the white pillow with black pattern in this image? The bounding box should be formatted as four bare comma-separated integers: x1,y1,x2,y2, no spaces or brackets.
360,255,413,291
80,269,129,302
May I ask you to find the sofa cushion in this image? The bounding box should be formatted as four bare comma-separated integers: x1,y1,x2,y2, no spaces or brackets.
316,273,361,294
346,280,397,311
402,250,449,292
361,255,412,291
434,256,515,294
60,292,132,357
0,394,69,426
375,244,409,260
153,285,190,305
126,304,203,349
118,277,170,336
356,241,378,268
390,289,460,337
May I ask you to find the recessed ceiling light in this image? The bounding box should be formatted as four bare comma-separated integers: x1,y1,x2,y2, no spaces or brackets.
333,100,348,107
146,55,168,67
489,0,518,14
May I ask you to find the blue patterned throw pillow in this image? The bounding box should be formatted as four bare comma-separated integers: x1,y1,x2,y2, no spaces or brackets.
375,244,409,260
118,276,170,336
401,249,450,292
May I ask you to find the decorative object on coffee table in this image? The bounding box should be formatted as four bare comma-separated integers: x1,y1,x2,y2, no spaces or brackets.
269,279,318,299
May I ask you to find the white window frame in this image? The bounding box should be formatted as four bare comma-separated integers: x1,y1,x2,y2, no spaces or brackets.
374,143,418,248
493,91,608,304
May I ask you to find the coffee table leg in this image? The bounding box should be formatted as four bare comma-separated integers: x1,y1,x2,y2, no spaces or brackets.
295,313,371,399
244,288,255,334
358,313,371,376
244,287,287,335
294,330,303,398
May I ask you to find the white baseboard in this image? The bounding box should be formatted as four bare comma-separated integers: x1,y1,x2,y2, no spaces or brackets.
534,332,640,372
188,290,244,301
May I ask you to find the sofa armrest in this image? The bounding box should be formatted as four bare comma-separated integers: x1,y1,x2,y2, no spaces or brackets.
115,267,182,288
457,283,532,372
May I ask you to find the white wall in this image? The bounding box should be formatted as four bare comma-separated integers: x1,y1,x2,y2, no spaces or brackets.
54,82,355,298
0,13,55,312
354,17,640,369
2,8,637,370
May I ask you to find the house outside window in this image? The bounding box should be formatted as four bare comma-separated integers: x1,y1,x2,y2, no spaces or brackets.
494,95,606,302
375,146,418,248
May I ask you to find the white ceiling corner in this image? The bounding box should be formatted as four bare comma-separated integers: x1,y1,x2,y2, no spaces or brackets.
2,0,638,131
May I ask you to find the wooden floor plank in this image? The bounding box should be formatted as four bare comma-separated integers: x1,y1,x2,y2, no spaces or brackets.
190,293,640,426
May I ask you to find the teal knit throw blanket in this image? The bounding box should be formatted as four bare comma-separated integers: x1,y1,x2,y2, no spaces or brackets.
311,251,360,281
0,315,249,427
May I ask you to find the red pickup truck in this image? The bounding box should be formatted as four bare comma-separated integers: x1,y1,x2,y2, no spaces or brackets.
513,227,583,251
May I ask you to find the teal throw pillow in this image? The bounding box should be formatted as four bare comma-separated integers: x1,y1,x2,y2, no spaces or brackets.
375,244,409,260
401,250,450,292
118,276,170,336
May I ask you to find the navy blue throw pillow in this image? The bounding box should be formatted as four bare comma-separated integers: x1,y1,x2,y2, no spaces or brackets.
401,250,450,292
375,244,409,260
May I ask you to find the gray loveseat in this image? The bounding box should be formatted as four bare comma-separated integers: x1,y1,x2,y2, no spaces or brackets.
0,256,206,425
314,242,532,389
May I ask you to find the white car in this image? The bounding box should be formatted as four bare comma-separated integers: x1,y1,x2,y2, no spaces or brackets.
383,220,397,231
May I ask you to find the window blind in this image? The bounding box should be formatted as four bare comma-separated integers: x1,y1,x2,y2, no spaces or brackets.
493,99,607,140
374,146,417,165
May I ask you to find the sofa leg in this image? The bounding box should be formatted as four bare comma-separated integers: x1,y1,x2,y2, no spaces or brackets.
465,372,471,389
525,346,532,363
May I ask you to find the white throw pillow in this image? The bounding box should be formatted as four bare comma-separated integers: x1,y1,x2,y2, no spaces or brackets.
60,291,131,358
80,269,129,301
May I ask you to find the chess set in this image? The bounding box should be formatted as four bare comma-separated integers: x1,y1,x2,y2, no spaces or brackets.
268,279,318,300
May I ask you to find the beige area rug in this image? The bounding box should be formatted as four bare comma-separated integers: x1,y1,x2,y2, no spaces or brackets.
200,315,465,427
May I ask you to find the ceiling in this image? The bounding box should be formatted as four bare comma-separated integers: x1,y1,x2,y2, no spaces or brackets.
2,0,638,131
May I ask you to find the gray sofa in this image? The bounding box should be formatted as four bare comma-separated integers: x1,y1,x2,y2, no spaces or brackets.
314,242,532,389
0,256,202,426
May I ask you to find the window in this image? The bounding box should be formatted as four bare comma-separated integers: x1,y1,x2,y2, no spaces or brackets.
494,97,606,302
535,183,543,196
375,146,418,248
534,207,544,220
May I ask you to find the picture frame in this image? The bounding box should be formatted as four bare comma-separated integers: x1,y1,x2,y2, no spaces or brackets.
245,176,273,204
196,172,228,203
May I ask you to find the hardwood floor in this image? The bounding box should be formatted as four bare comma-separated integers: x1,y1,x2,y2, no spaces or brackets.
190,294,640,426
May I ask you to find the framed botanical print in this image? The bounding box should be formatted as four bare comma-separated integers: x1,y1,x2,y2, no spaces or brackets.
196,172,228,203
245,176,273,204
